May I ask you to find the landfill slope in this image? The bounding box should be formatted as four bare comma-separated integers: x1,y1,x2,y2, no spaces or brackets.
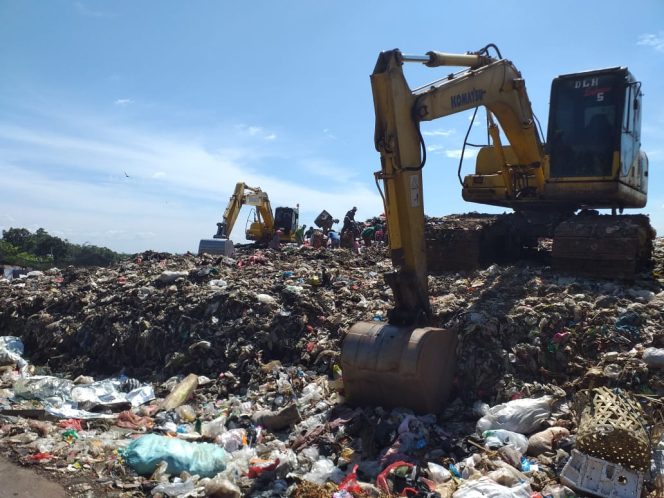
0,238,663,497
0,247,390,386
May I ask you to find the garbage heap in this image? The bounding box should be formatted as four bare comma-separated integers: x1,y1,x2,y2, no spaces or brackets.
0,237,663,498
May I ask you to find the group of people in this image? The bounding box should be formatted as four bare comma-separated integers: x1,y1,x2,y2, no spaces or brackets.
286,207,387,251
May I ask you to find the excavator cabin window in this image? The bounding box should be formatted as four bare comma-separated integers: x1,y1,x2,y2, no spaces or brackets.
274,207,296,235
547,71,624,178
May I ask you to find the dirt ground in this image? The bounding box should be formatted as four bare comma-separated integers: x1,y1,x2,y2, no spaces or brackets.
0,455,67,497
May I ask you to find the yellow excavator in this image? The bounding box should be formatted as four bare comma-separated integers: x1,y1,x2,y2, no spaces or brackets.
198,182,299,255
342,44,653,413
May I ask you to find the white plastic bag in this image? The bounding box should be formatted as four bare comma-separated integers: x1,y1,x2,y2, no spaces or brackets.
476,397,552,435
483,429,529,454
453,477,532,498
302,458,345,484
0,336,26,369
428,461,452,483
643,348,664,369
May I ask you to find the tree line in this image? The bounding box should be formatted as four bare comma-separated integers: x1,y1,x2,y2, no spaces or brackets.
1,227,127,269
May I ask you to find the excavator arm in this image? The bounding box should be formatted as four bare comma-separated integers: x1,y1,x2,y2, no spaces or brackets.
214,182,275,240
342,46,546,413
371,48,545,323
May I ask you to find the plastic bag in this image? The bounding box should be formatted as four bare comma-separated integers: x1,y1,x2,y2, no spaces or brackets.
0,336,27,369
428,461,452,484
124,434,227,477
376,461,415,494
527,427,570,456
337,464,362,494
643,348,664,368
301,458,345,485
476,397,552,435
14,375,73,401
204,476,241,498
483,429,529,454
201,415,227,439
452,477,532,498
151,478,196,497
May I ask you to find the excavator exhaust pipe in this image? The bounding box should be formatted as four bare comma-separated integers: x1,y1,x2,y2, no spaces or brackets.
341,322,458,414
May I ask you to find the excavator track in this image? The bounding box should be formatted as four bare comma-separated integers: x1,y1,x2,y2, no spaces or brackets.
552,214,655,280
425,214,514,271
425,213,655,280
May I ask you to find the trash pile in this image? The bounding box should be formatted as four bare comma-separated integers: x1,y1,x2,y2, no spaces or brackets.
0,236,663,497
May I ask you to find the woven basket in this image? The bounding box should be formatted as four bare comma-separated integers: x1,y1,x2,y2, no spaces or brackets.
575,387,650,471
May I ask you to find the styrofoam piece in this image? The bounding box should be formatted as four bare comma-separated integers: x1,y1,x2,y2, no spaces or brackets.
560,450,643,498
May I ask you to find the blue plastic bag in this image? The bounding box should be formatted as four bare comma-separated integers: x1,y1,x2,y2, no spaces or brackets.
125,434,227,477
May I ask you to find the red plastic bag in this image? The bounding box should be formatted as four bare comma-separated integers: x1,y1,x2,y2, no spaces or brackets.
58,419,82,431
247,458,280,478
338,464,362,494
376,461,414,494
26,452,55,462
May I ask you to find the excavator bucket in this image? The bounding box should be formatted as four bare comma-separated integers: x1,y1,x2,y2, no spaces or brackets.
341,322,457,414
198,238,235,257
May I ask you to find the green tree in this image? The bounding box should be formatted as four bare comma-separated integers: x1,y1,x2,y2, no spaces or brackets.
2,228,33,252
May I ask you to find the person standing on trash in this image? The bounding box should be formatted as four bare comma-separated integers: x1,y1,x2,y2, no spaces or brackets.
295,224,306,245
342,207,357,236
374,223,384,244
269,229,283,250
361,224,376,247
328,229,340,249
310,229,325,249
304,226,315,243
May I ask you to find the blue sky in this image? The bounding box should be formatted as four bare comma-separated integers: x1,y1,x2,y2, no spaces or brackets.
1,1,663,253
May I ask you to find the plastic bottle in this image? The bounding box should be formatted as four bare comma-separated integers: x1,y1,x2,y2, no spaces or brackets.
161,374,198,412
482,429,529,453
175,404,196,422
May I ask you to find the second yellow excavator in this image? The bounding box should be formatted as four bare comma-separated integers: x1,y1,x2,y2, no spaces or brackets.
342,44,653,413
198,182,299,255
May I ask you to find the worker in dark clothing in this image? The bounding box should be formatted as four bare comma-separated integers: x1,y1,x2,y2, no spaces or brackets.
342,207,357,236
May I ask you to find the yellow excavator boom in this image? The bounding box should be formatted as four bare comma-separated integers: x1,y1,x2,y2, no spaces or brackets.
198,182,300,255
342,45,652,413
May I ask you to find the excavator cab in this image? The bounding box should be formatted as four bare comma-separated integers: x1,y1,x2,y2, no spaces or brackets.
545,67,647,208
274,206,299,242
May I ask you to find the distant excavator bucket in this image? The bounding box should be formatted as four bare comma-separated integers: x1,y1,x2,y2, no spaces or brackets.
341,322,457,414
198,238,235,256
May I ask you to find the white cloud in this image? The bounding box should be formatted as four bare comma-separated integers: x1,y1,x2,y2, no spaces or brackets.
423,129,455,137
114,98,133,107
298,157,359,183
323,128,337,140
637,32,664,53
0,114,381,252
444,148,479,159
426,144,445,153
238,124,278,141
75,2,115,18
